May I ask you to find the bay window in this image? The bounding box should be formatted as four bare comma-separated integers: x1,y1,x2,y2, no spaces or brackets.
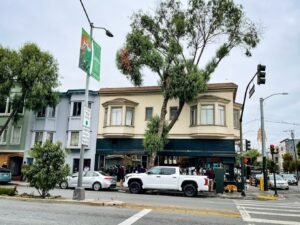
200,105,214,125
110,107,122,126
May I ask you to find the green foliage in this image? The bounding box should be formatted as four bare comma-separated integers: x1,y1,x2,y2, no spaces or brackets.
143,116,168,155
24,141,69,198
244,149,260,165
0,43,59,135
282,153,294,172
296,141,300,158
266,158,279,173
116,0,260,162
0,186,17,196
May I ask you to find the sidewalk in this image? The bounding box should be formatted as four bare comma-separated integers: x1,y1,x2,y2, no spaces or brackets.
7,181,283,201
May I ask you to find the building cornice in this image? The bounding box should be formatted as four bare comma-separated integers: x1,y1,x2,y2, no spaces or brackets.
102,98,139,107
99,83,238,99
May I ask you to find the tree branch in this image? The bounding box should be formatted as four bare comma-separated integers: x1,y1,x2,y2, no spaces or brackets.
0,109,18,136
167,99,185,132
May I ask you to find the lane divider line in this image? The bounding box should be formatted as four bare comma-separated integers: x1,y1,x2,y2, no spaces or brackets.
118,209,152,225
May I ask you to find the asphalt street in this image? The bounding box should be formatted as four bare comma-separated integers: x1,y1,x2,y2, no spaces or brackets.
0,184,299,225
0,199,243,225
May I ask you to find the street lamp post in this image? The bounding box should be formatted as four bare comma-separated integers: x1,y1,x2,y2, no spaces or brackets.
260,93,288,191
291,130,299,184
73,0,113,201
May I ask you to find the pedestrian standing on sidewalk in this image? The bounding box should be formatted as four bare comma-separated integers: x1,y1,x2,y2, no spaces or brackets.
206,168,215,192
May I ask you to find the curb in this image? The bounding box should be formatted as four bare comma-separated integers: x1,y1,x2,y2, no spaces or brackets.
0,195,124,207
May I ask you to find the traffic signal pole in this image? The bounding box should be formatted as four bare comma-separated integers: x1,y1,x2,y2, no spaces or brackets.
239,71,259,197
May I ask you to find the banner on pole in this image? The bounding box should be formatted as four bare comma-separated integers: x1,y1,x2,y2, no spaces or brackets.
79,28,92,73
79,28,101,81
90,40,101,81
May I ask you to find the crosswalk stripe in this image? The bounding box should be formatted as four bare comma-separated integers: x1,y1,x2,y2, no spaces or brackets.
235,200,300,224
243,218,300,225
241,206,300,212
245,210,300,217
236,203,300,209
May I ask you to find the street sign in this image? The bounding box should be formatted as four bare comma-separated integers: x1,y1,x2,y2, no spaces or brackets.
81,126,90,146
83,107,91,128
249,84,255,99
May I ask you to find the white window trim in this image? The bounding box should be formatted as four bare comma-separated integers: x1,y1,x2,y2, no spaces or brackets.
218,105,226,126
110,106,123,126
200,104,215,125
47,106,56,118
125,107,134,126
68,131,81,148
46,132,55,143
10,126,22,145
71,101,82,117
32,131,44,146
0,128,8,145
36,107,47,118
0,97,24,115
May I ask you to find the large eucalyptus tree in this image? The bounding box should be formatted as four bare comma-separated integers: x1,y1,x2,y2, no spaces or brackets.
116,0,260,167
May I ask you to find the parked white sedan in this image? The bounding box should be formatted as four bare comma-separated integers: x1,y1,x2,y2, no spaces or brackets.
60,171,117,191
268,174,289,190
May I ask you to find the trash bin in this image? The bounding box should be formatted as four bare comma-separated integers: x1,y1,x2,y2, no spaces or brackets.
260,177,264,191
215,168,224,194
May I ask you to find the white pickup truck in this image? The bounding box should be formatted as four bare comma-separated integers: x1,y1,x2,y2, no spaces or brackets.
123,166,209,197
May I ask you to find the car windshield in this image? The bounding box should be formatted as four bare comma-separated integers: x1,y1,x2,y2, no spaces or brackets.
269,175,283,180
283,174,294,179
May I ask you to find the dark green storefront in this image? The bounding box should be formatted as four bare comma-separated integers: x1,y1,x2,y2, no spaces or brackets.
95,138,235,177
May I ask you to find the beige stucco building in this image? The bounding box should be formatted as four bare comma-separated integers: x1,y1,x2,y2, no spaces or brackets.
95,83,241,178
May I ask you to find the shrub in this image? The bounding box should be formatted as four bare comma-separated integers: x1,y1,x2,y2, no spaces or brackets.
24,141,70,198
0,186,17,196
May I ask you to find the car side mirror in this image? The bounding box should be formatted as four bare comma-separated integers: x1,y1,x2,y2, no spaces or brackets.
147,171,153,175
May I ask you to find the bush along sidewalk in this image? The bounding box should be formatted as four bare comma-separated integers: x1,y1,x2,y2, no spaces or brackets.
0,186,17,196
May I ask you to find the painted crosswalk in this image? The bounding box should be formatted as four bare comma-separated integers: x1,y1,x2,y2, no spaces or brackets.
235,200,300,225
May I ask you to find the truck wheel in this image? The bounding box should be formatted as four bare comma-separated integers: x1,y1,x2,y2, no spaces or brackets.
129,181,142,194
183,184,197,197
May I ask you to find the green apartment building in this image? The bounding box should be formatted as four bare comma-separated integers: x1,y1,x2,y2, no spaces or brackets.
0,95,30,179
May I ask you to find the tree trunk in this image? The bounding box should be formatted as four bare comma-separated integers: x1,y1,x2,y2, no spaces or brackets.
0,109,17,136
158,95,169,137
148,95,169,169
148,152,157,168
167,99,185,132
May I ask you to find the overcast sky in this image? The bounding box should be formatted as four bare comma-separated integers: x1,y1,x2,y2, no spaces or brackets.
1,0,299,150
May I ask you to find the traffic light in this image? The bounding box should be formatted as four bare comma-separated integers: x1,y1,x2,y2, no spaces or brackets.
257,64,266,85
270,144,275,154
245,139,251,151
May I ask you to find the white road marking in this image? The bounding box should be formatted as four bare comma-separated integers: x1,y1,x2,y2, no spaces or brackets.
246,210,300,217
118,209,152,225
241,206,300,212
237,203,300,209
235,200,300,225
236,206,251,220
242,218,300,225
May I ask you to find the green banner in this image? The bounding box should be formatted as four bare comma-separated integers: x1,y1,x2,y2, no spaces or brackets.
91,40,101,81
79,28,92,73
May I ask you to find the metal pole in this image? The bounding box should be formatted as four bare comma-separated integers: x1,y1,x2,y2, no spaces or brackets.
239,72,258,197
260,98,268,191
272,153,278,196
73,24,93,201
291,130,299,184
240,124,246,196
